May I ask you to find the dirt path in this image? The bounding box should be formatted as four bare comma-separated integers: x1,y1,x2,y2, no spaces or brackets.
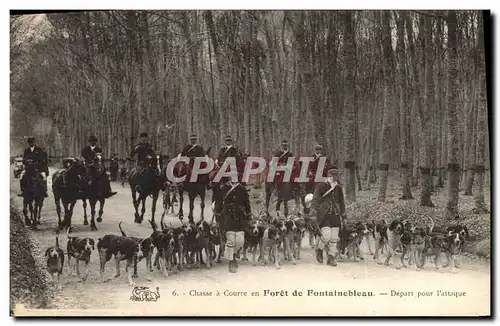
11,168,491,316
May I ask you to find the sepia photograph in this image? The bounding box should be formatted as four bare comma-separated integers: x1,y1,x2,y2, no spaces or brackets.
9,9,491,317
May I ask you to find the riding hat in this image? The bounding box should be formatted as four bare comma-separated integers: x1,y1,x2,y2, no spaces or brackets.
27,137,35,144
224,135,233,141
140,132,148,138
281,139,289,146
189,134,198,141
88,135,98,142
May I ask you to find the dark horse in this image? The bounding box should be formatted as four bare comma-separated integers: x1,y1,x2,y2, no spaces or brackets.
264,160,303,217
173,148,211,223
22,160,45,229
80,152,109,231
52,158,87,231
128,155,163,225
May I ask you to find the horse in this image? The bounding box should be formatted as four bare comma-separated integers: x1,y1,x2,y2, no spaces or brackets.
52,158,87,231
128,155,163,225
81,152,109,231
173,148,212,223
109,158,119,182
264,159,303,218
21,160,45,229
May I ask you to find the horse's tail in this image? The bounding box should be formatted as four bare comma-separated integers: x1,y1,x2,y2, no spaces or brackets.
118,221,128,237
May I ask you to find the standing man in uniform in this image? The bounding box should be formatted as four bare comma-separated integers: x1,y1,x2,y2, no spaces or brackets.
221,181,252,273
81,135,117,198
18,137,49,198
310,165,346,267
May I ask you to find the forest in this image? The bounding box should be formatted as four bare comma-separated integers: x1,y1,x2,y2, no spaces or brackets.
10,10,490,218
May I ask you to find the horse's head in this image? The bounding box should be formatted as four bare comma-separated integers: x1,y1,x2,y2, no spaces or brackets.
94,152,103,172
155,154,161,172
173,161,187,178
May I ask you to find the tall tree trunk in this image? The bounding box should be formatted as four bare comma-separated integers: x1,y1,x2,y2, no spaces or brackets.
397,12,413,199
473,12,489,214
378,12,393,202
464,86,478,194
419,14,435,207
445,11,460,219
343,11,357,202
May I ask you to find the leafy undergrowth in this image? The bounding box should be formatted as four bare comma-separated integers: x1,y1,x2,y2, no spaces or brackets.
248,176,491,260
10,199,54,313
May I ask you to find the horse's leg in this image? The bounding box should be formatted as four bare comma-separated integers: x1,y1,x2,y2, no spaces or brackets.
22,198,30,226
199,187,206,221
131,189,140,223
151,191,159,225
178,188,184,219
97,198,105,223
89,198,97,231
37,198,43,225
29,201,37,229
265,184,272,214
139,197,146,223
188,192,195,223
82,198,88,225
68,200,77,232
54,195,62,229
61,199,69,229
294,190,302,213
276,186,282,214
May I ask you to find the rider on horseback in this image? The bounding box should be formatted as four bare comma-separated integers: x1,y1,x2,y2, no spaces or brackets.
129,132,157,174
308,144,330,182
216,135,243,183
81,135,117,199
274,139,294,164
18,137,49,198
271,139,294,183
179,134,206,159
178,134,208,179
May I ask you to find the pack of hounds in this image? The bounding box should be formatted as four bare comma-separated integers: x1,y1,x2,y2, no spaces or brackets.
45,211,469,289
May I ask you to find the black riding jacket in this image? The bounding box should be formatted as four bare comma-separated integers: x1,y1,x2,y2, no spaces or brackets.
23,146,49,174
130,141,156,165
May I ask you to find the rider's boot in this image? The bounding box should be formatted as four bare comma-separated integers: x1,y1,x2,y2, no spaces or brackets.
18,178,25,197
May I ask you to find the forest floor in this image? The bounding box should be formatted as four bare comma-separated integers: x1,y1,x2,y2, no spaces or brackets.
9,167,491,316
